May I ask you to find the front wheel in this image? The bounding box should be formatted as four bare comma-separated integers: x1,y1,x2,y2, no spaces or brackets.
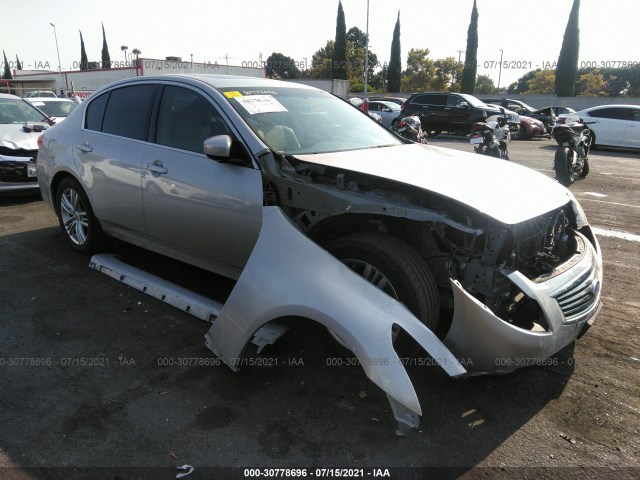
326,232,440,338
55,177,110,254
554,147,575,186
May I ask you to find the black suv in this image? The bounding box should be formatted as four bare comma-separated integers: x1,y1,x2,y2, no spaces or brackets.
400,92,501,135
479,98,556,133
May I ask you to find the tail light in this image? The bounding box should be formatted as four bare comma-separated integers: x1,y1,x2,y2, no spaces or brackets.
37,134,44,148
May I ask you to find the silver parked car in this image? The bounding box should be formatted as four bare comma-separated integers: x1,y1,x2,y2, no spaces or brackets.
38,75,603,435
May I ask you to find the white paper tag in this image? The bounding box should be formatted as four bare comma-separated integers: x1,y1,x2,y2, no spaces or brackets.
235,95,287,115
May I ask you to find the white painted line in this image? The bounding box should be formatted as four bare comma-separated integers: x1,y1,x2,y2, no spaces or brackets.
583,192,608,197
592,227,640,243
581,198,640,210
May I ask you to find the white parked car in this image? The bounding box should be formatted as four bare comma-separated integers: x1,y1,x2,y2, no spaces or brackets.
558,104,640,149
0,93,51,192
25,97,79,123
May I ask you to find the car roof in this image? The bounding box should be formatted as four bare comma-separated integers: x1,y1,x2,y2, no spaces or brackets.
582,104,640,111
0,93,22,100
25,97,76,102
92,74,316,95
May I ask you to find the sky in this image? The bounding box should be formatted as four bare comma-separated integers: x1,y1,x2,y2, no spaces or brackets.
2,0,638,89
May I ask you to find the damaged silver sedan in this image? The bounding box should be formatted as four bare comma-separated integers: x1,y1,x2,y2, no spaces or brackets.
37,75,603,435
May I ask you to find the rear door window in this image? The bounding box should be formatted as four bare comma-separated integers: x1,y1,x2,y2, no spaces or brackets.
101,85,157,141
412,94,445,106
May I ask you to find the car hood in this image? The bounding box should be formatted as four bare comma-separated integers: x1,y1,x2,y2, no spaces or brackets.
0,123,45,150
294,144,572,225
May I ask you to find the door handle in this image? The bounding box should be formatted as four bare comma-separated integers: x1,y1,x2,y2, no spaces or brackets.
145,163,168,174
75,143,93,153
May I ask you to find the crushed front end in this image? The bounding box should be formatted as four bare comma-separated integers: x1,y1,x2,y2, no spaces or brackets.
435,202,603,373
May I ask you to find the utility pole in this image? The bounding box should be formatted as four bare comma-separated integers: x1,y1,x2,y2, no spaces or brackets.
363,0,370,98
50,23,64,94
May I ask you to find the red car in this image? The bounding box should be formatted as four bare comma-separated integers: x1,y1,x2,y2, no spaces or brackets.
517,115,549,139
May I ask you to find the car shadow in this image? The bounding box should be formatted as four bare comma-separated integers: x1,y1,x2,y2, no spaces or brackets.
0,225,577,472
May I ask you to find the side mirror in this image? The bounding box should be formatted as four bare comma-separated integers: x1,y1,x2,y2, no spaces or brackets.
204,134,253,167
459,101,469,109
204,135,232,159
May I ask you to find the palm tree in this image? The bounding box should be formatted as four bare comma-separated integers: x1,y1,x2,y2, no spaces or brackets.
131,48,141,67
120,45,128,64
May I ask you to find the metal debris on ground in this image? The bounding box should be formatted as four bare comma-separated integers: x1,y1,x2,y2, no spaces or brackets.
176,464,195,479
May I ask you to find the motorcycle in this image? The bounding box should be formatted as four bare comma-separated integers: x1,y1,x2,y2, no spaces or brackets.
469,109,510,159
392,114,428,144
551,116,592,186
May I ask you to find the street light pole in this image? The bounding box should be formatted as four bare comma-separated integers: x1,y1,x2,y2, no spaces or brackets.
497,49,504,92
363,0,370,98
50,23,64,95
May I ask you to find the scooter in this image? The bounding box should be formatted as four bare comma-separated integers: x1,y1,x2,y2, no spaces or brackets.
469,109,510,159
551,116,592,187
392,115,428,144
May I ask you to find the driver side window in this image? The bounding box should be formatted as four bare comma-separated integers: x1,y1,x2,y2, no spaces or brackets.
156,86,230,153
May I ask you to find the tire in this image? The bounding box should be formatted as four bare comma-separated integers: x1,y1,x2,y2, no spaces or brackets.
488,146,501,158
578,158,590,178
55,177,110,254
589,131,597,149
326,232,440,336
391,118,399,128
554,147,575,186
428,130,441,137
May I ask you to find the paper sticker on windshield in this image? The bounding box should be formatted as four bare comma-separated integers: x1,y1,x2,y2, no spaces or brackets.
235,95,288,115
224,91,243,99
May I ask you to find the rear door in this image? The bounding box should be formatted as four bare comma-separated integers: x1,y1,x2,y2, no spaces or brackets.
140,84,263,278
444,94,473,130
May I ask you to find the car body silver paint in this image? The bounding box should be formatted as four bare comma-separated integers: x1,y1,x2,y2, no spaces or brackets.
204,207,466,431
294,143,572,225
444,230,603,373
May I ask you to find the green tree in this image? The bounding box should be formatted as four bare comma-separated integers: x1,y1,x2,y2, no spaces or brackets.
527,69,556,94
555,0,580,96
332,1,348,80
460,0,479,93
15,55,22,70
345,27,378,85
434,57,463,91
101,23,111,68
79,31,88,70
475,74,495,94
575,69,609,96
508,70,538,94
400,48,436,93
2,51,12,79
387,11,402,92
309,40,334,79
265,52,301,79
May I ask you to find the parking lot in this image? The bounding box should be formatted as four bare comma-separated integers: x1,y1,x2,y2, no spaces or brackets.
1,137,639,479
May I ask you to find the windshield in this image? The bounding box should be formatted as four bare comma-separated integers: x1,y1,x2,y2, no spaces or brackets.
458,93,488,108
220,87,401,154
0,98,49,124
29,100,78,118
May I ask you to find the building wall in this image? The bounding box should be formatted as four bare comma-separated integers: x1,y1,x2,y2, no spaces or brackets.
12,58,264,98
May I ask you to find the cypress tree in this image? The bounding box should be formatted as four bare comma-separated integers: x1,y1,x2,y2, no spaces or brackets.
79,31,88,70
2,51,12,79
387,11,401,92
332,1,348,80
16,55,22,70
101,23,111,69
460,0,479,93
555,0,580,96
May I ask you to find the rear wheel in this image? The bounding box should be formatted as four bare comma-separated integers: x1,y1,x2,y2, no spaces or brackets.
554,147,575,186
488,146,501,158
55,177,110,254
326,232,440,347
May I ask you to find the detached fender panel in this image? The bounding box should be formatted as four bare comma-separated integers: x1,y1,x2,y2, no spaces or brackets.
205,206,465,422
